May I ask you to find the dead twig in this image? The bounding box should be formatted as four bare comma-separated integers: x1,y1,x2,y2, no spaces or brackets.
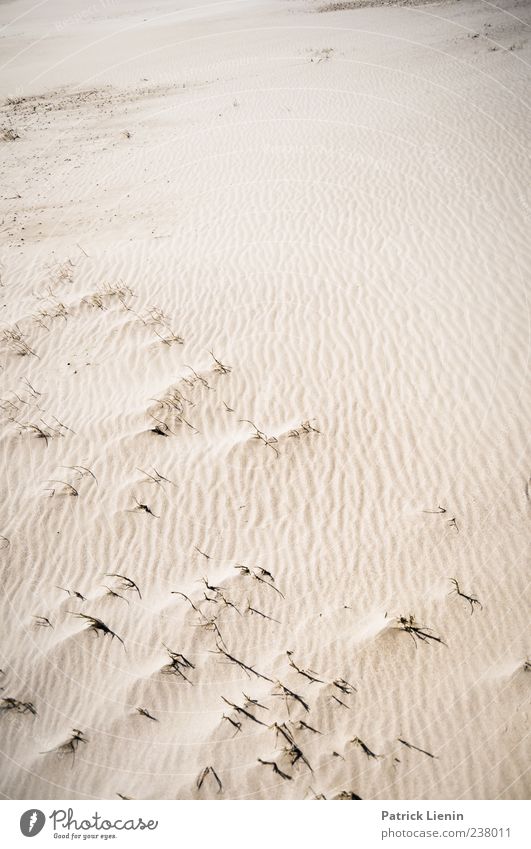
197,766,222,793
40,728,87,766
200,576,222,593
286,651,323,684
217,591,241,616
285,742,312,772
272,721,295,746
2,325,38,357
103,586,129,604
57,586,86,601
171,591,200,613
106,573,142,600
398,738,436,758
396,615,446,647
274,681,310,713
221,696,267,726
70,613,125,649
243,693,269,711
247,601,280,623
162,645,195,683
252,570,284,598
257,758,291,781
153,327,184,346
330,694,349,709
212,641,273,683
149,415,171,437
136,707,158,721
45,480,79,497
198,617,227,649
333,677,356,695
295,719,321,734
137,467,173,488
60,465,97,485
129,497,159,518
20,421,61,445
289,419,320,438
209,351,231,375
222,714,242,735
184,365,212,390
350,736,381,759
33,616,53,628
0,697,37,716
239,419,280,457
449,578,482,614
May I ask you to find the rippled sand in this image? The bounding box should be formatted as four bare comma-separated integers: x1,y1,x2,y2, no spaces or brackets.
0,0,529,800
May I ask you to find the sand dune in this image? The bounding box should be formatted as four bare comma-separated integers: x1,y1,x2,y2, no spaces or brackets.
0,0,529,800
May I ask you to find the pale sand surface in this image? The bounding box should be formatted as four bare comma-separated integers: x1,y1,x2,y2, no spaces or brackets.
0,0,529,800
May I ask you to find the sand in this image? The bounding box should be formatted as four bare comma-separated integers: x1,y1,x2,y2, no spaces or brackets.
0,0,529,801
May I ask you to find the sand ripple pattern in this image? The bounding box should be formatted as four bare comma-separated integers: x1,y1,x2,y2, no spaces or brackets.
0,0,529,800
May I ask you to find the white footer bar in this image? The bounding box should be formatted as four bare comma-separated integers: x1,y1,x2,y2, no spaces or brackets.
3,799,529,848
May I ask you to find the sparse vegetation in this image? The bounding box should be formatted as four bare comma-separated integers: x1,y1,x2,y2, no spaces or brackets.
70,613,125,649
40,729,87,766
0,697,36,716
83,282,135,311
449,578,482,614
2,325,38,357
1,127,20,141
396,615,446,647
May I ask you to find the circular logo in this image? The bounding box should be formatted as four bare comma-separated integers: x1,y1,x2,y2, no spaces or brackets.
20,810,46,837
